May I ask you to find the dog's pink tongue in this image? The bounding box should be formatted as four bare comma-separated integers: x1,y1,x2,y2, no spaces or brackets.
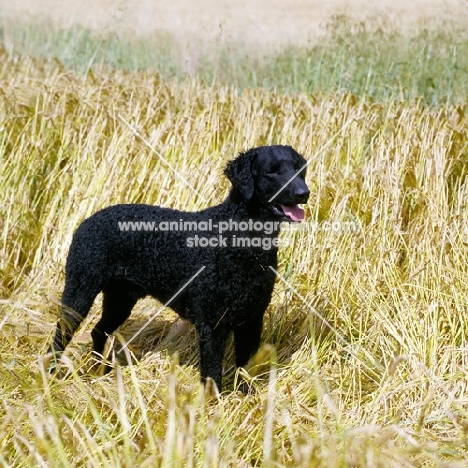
281,205,305,221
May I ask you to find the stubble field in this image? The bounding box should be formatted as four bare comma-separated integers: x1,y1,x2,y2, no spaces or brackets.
2,3,468,467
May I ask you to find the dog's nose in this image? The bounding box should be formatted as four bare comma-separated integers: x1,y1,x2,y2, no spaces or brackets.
294,187,310,203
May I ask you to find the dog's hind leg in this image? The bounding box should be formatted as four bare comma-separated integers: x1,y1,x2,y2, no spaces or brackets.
49,280,102,357
91,279,141,357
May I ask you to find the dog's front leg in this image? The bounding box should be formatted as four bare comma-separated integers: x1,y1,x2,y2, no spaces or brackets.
197,324,230,393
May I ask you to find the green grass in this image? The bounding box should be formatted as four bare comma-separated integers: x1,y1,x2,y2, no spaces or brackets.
2,17,468,467
2,16,468,103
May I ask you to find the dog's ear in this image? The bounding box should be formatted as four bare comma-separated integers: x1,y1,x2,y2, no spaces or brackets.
224,149,257,201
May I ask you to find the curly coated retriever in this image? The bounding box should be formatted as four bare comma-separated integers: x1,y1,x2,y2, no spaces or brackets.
48,145,310,392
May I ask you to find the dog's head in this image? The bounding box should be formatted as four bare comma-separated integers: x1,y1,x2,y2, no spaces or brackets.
224,145,310,222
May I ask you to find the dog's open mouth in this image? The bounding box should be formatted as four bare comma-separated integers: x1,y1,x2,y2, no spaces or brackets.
272,204,305,222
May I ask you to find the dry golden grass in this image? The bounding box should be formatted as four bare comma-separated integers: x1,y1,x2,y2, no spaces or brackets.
2,45,468,466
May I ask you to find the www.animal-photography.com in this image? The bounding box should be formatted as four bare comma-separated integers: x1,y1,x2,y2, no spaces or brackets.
2,1,468,466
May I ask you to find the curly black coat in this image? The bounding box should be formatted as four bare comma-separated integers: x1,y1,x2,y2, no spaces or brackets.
49,145,310,392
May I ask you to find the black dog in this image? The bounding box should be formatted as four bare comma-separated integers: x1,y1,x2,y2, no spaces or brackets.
48,145,309,392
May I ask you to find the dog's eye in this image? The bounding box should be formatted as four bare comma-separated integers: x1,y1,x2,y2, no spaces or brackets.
265,169,279,176
295,168,306,178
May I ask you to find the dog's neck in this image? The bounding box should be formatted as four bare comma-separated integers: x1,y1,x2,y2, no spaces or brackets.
222,188,282,235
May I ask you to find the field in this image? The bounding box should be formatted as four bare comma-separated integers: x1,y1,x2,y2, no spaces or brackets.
2,4,468,467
